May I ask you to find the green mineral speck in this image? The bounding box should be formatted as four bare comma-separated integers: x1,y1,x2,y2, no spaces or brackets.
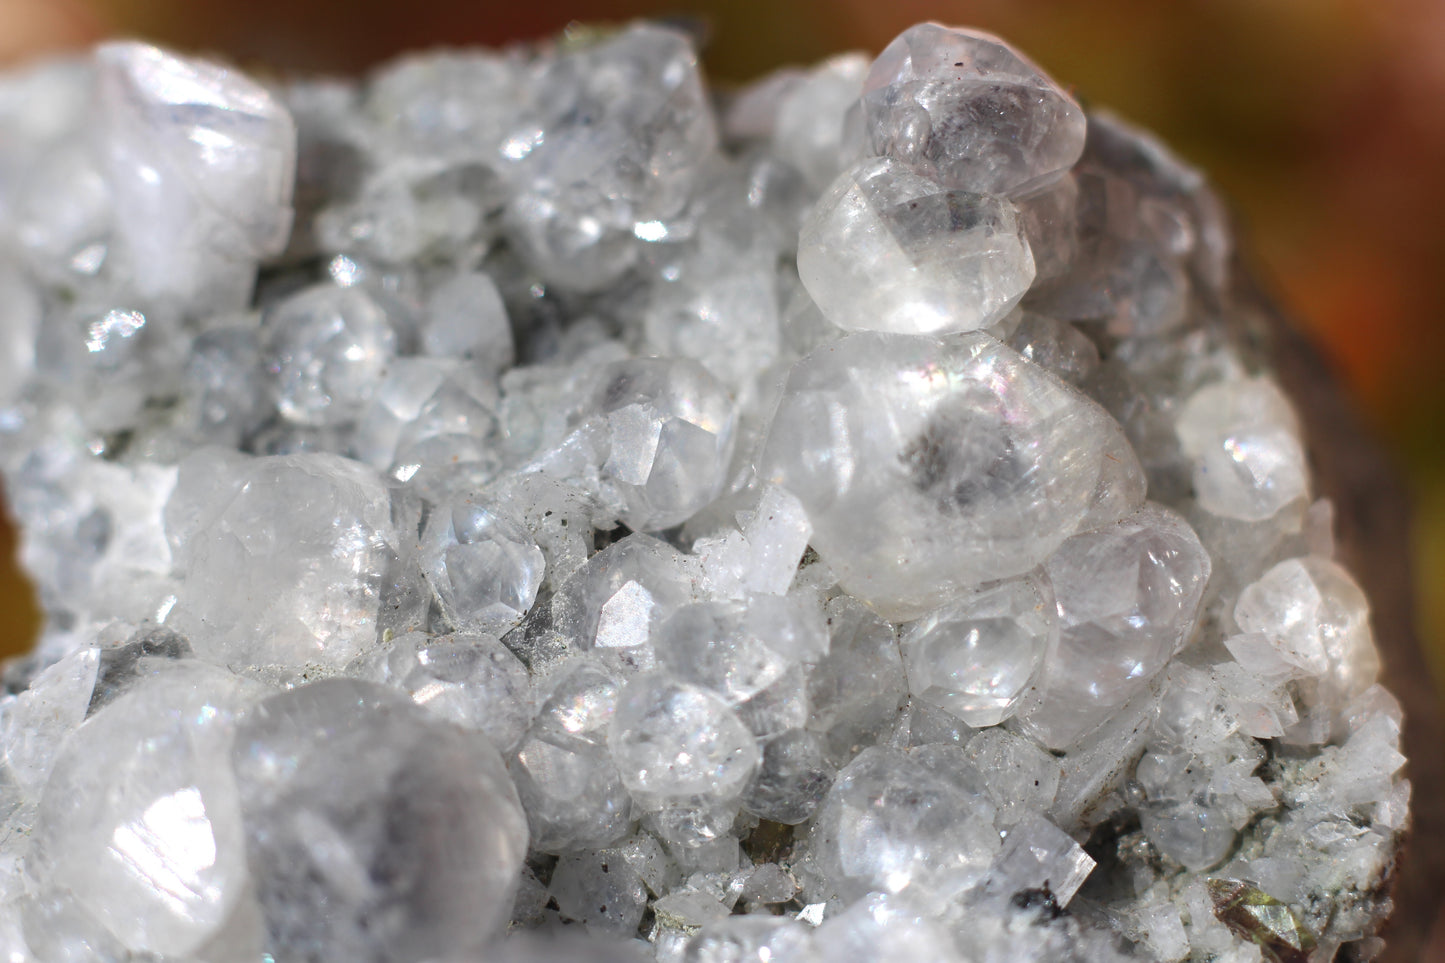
1207,878,1317,963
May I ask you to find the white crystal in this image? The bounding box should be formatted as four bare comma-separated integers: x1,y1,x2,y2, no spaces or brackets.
607,674,759,814
264,283,398,428
0,22,1407,962
773,54,870,190
360,630,532,750
1019,504,1210,749
96,42,296,312
231,679,527,959
1177,376,1308,521
860,23,1087,195
797,157,1034,335
592,358,738,531
802,745,999,905
760,331,1141,617
1234,555,1378,705
28,663,266,957
900,570,1057,726
167,450,402,670
419,499,544,636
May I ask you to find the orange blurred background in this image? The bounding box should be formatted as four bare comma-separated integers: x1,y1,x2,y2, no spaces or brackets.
2,0,1444,694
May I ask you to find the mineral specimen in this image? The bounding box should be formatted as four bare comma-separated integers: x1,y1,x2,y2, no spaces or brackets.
0,20,1408,963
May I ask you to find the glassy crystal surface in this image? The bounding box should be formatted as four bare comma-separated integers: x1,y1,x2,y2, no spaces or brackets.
797,157,1034,334
860,23,1087,196
1018,503,1211,749
900,570,1057,726
760,331,1142,617
96,42,297,312
232,679,527,961
0,19,1407,963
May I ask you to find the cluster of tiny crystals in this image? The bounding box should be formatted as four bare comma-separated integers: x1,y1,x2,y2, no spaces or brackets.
0,20,1407,963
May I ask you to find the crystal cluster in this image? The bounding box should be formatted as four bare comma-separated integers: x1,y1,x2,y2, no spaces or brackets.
0,21,1407,963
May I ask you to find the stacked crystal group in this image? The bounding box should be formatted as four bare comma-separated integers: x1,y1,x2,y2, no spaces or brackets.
0,20,1407,963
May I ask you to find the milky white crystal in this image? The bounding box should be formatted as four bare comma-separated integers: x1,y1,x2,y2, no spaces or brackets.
797,157,1034,334
760,330,1142,617
860,23,1087,196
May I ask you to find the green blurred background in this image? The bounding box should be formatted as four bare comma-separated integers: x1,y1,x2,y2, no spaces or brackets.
2,0,1443,692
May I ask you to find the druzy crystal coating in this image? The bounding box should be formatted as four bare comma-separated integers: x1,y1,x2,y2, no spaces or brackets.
0,20,1407,963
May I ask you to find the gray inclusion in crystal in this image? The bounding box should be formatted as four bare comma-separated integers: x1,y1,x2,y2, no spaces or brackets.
264,283,398,428
232,679,527,963
797,156,1034,335
1018,503,1211,750
760,331,1141,618
860,23,1086,197
591,357,737,532
899,569,1057,727
95,42,296,313
418,498,544,636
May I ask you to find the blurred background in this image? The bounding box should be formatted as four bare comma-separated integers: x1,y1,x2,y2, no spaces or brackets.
1,2,1443,716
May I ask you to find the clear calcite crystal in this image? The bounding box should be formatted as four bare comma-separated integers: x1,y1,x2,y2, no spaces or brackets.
0,20,1408,963
860,23,1087,196
797,157,1035,334
760,330,1142,617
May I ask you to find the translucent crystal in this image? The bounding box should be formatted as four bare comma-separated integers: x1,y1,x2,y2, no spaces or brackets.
591,358,738,531
1176,376,1308,522
418,499,544,636
550,533,703,673
27,663,266,958
743,728,835,824
1019,504,1210,749
802,745,999,905
806,597,906,763
797,157,1034,335
167,450,402,671
773,53,870,190
504,25,716,290
860,23,1087,195
900,570,1057,726
95,42,296,312
550,848,650,933
960,727,1061,828
684,915,817,963
360,631,532,750
420,270,514,371
0,20,1408,962
264,283,398,428
760,331,1142,617
607,674,759,817
232,679,527,960
985,814,1095,907
1234,556,1378,705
